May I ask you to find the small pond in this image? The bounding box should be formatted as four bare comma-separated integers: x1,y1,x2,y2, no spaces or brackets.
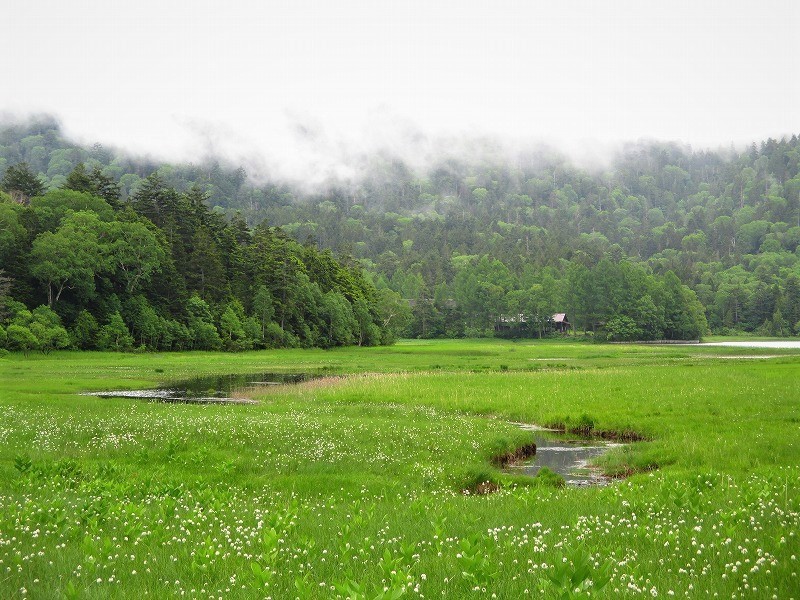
505,424,624,486
83,372,313,404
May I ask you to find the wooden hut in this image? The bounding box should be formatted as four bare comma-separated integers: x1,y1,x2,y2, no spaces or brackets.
551,313,571,334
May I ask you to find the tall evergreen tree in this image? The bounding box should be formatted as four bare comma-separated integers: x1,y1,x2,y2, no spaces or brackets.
129,173,180,231
1,162,45,202
65,163,121,207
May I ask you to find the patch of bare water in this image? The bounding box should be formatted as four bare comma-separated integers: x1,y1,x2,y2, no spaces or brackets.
82,372,313,404
701,341,800,349
506,424,624,486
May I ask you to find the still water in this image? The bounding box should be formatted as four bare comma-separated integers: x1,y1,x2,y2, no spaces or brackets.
505,424,623,486
701,341,800,348
82,372,312,404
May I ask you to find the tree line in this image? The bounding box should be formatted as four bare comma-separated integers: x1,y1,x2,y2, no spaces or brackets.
0,164,408,353
388,253,706,341
1,117,798,341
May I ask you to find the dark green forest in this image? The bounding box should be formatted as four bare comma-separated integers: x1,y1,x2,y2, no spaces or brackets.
2,116,799,350
0,121,406,352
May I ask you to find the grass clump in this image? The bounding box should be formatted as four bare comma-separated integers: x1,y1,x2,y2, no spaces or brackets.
534,466,566,488
566,412,596,435
456,465,500,495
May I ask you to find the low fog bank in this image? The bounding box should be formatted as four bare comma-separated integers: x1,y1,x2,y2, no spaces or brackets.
0,110,761,197
143,113,743,194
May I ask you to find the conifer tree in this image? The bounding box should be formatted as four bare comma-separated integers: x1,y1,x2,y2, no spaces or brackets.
1,162,45,202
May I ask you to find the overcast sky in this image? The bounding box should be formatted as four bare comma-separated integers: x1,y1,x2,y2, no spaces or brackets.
3,0,798,180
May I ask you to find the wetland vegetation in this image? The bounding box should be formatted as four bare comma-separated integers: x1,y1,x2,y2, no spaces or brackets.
1,339,798,598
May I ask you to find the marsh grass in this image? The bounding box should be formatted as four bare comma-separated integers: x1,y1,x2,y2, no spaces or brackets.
0,340,798,598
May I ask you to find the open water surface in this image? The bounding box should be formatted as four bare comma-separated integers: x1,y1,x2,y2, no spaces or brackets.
700,341,800,349
505,424,624,486
82,372,313,404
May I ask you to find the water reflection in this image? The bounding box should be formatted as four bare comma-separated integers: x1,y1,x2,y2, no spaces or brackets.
83,372,312,404
506,424,623,486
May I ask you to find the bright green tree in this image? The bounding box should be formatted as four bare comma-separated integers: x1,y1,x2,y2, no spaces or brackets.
107,219,166,294
70,310,99,349
219,299,251,351
6,324,38,355
0,204,25,273
28,306,70,353
374,287,412,343
123,295,163,348
251,285,275,339
97,312,134,351
30,189,114,233
320,290,356,347
29,211,107,305
186,294,222,350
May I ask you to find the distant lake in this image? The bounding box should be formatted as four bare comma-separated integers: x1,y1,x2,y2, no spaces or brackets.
701,341,800,349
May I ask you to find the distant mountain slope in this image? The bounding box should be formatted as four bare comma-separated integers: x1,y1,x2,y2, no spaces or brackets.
2,116,798,337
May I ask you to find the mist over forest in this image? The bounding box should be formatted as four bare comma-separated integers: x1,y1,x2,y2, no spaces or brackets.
1,115,799,351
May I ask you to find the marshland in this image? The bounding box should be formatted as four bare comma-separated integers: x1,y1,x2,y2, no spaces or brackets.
1,339,798,598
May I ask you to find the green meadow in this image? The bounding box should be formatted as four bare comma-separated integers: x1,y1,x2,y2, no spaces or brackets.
1,340,798,599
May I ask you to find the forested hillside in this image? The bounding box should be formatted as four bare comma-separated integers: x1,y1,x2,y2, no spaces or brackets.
2,116,799,345
0,123,406,351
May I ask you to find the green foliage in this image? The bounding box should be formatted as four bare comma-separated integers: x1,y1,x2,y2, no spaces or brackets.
4,119,800,348
30,188,114,232
321,290,356,347
567,413,596,435
5,323,38,354
0,202,25,265
456,465,497,494
263,321,286,348
122,295,163,349
97,311,133,351
70,310,99,349
604,315,642,341
375,287,412,343
28,305,70,353
185,294,222,350
63,162,121,206
543,544,612,598
251,284,274,340
2,303,69,353
5,158,394,356
457,533,499,587
106,218,166,294
29,211,107,306
219,300,251,351
535,466,566,488
0,161,45,200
